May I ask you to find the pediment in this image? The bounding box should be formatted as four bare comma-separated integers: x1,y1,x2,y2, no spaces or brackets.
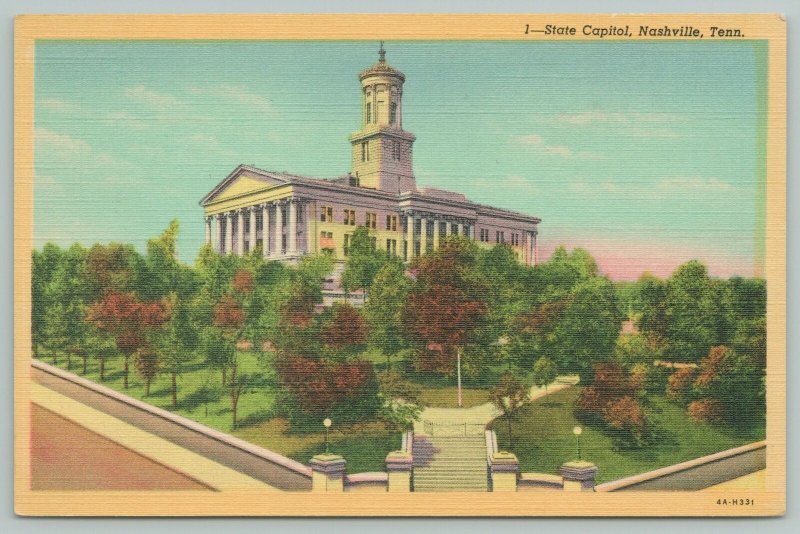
200,165,289,205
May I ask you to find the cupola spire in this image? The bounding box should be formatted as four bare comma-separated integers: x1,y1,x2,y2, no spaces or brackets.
379,41,386,62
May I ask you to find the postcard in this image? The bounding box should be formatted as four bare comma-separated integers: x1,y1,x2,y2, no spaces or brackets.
14,13,786,516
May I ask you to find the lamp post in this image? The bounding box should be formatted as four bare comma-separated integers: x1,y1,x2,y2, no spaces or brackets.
573,425,582,460
323,418,332,454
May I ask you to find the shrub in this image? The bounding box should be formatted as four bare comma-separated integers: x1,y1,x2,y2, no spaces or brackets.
687,398,724,423
602,395,653,449
666,366,696,402
575,361,655,448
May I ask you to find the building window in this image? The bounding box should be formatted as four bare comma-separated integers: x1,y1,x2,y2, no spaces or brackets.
414,241,421,257
344,209,356,226
320,206,332,222
370,236,377,250
386,214,398,231
414,218,422,236
281,234,287,252
463,224,471,238
344,233,351,256
440,222,447,240
495,231,505,244
390,101,397,124
392,140,401,160
365,212,377,229
366,102,372,123
297,206,304,224
386,239,397,256
361,141,369,162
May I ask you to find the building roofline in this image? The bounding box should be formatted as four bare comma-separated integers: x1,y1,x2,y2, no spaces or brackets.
202,164,541,225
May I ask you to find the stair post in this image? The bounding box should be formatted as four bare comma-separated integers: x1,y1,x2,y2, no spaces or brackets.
560,461,598,492
386,450,413,492
490,451,519,492
310,453,346,492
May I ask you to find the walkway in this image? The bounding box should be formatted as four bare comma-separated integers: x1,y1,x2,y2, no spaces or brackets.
413,375,580,435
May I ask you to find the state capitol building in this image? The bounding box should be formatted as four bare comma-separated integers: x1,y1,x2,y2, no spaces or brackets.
200,45,541,269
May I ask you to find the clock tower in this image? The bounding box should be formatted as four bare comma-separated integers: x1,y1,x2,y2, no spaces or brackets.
349,43,416,194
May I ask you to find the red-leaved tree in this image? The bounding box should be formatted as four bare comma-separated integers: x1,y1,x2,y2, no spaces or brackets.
86,292,169,388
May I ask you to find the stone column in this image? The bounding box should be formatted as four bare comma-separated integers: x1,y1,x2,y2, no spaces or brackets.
420,217,428,254
560,461,598,492
274,202,284,255
249,207,257,253
385,451,413,493
490,451,519,492
532,231,538,266
204,217,211,246
310,454,346,493
288,199,297,255
215,215,223,253
262,204,270,258
432,218,440,250
236,210,245,256
224,213,233,255
405,212,414,261
456,222,463,237
303,202,311,254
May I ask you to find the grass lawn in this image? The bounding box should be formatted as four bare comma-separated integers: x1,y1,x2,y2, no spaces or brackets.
38,350,399,473
491,386,766,484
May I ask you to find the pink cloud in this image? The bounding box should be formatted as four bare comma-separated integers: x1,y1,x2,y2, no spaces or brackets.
537,237,760,281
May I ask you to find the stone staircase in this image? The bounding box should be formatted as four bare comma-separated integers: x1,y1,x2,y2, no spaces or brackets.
412,434,489,492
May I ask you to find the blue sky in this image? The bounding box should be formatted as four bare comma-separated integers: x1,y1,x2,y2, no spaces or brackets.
33,40,766,280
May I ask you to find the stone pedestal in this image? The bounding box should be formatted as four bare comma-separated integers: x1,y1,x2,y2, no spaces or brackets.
490,451,519,492
385,450,413,493
560,461,598,492
310,454,346,493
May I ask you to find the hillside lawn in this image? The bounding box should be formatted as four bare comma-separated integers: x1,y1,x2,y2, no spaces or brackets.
38,350,400,474
491,386,766,483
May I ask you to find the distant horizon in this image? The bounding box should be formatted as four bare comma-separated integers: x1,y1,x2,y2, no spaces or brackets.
33,40,767,281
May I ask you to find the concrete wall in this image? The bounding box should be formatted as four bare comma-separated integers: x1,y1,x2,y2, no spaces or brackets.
596,441,767,492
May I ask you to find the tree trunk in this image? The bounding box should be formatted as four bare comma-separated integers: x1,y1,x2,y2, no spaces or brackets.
82,354,88,375
145,378,151,397
386,352,391,372
123,356,129,388
53,350,58,365
99,356,106,381
171,372,177,407
66,351,72,371
221,368,227,387
507,415,513,450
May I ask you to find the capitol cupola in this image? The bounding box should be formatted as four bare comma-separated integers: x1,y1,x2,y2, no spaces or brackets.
349,42,416,194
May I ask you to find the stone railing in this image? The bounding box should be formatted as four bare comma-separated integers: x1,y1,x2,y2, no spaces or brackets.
595,441,766,492
518,473,564,491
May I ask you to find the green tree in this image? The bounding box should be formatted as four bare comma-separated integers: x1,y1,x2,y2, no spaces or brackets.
636,272,668,345
490,373,528,450
32,243,63,357
551,277,622,383
364,261,411,370
43,243,90,370
85,326,117,381
531,357,558,396
664,261,717,362
157,297,200,406
341,226,386,300
134,345,160,396
202,327,236,386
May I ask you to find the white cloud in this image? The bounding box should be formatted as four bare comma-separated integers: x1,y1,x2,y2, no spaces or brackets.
124,84,180,110
215,84,271,113
657,177,734,192
39,97,81,113
35,127,91,155
551,111,687,126
513,133,601,159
